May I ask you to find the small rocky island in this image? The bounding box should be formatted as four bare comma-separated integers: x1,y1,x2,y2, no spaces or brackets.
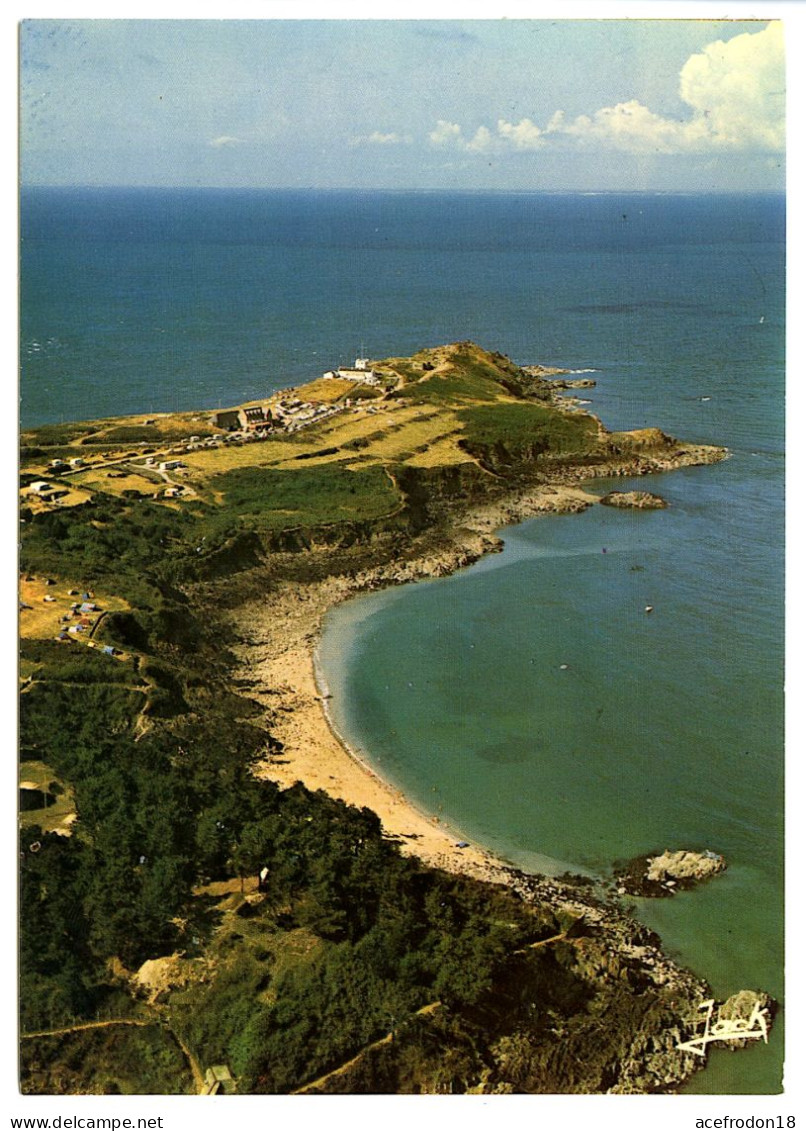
615,849,727,897
600,489,668,509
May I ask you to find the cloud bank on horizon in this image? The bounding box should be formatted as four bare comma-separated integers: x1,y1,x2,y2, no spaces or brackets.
421,22,784,157
20,18,785,192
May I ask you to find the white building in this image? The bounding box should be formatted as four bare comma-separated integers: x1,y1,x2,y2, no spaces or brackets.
324,358,381,386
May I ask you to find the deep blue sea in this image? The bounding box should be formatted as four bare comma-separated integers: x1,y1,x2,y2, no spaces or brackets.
21,188,785,1094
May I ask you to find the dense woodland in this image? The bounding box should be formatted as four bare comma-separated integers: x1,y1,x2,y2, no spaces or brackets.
19,469,571,1093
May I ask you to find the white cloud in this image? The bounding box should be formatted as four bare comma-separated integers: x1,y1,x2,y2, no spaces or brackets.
209,135,242,148
432,21,784,159
351,130,413,147
555,21,784,153
554,100,702,153
429,120,466,148
428,121,495,153
466,126,493,152
497,117,544,150
431,119,492,151
678,21,784,150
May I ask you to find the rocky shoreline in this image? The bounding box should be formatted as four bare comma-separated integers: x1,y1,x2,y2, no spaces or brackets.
503,866,713,1092
224,436,767,1093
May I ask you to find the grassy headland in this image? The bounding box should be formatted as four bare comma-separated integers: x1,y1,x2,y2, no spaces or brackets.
20,343,733,1095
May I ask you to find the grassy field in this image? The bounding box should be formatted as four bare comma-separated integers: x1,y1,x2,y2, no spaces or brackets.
405,435,476,468
181,440,297,475
459,401,600,456
209,463,402,529
21,410,219,448
19,577,129,642
290,377,357,403
177,403,472,486
69,467,161,499
271,408,466,469
21,483,94,513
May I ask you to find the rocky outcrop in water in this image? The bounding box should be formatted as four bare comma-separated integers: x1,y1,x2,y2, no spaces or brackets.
600,490,668,509
521,364,570,378
548,377,597,389
715,991,776,1049
615,849,727,897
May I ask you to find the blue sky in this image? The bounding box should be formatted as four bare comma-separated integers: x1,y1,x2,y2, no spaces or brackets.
20,15,786,191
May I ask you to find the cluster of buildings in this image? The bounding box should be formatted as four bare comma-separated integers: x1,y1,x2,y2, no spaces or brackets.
19,576,120,657
210,396,346,436
273,397,345,433
54,593,105,643
210,405,269,432
211,403,272,432
24,358,386,516
209,358,382,435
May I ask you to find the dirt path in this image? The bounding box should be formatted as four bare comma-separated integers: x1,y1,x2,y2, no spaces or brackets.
22,679,145,692
21,1018,153,1039
166,1024,206,1093
292,1001,442,1095
520,928,571,953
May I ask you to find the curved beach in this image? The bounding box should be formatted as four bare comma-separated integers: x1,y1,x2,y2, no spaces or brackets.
233,483,606,883
233,453,725,886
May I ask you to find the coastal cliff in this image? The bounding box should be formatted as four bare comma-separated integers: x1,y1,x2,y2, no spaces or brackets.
20,342,753,1095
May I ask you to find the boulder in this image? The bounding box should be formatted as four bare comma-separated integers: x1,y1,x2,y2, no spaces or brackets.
134,953,207,1002
615,848,726,897
674,989,775,1060
719,989,773,1022
647,849,725,884
600,490,668,509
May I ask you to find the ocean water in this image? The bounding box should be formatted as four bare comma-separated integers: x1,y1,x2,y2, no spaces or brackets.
21,188,785,1093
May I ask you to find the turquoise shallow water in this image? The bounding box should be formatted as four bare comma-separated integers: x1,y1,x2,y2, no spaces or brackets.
319,457,784,1093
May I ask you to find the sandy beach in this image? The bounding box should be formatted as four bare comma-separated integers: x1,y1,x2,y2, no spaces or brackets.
233,482,603,885
235,576,508,881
